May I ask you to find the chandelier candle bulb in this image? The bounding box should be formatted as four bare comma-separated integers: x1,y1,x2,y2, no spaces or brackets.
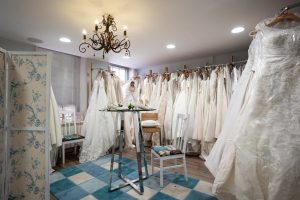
82,29,87,40
95,20,99,31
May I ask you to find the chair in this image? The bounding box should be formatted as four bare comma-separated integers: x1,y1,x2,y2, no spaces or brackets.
141,112,162,146
60,105,85,165
151,114,189,187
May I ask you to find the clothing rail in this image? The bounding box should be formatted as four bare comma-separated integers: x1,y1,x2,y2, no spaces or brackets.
143,60,248,78
195,60,248,69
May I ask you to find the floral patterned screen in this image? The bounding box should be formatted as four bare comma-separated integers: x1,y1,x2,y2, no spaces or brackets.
0,49,6,200
8,53,49,200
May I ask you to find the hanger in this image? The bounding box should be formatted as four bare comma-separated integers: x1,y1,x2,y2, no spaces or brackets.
267,10,300,27
250,3,300,36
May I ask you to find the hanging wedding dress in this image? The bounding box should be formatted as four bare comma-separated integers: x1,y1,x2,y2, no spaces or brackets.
157,79,168,143
193,74,204,140
207,19,300,200
79,77,115,163
215,67,228,138
187,72,198,138
49,86,62,167
224,66,232,102
142,77,152,106
205,30,259,177
164,73,177,141
172,74,190,139
205,69,217,142
123,83,139,148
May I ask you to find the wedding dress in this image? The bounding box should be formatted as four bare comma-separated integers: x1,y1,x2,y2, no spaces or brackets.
204,69,217,142
205,29,259,177
187,72,198,138
172,74,190,139
193,76,204,140
79,77,115,163
158,79,168,143
164,73,177,141
123,84,139,148
207,19,300,200
142,77,152,105
215,68,228,138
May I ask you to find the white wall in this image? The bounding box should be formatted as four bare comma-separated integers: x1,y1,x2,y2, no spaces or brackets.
0,37,36,51
37,47,82,111
138,50,248,76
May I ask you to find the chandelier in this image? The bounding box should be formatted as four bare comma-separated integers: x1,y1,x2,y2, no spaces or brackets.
79,14,130,59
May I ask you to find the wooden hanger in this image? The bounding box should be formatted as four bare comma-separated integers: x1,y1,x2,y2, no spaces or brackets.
267,11,300,27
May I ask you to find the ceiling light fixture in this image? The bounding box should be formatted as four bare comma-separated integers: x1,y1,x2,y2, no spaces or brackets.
79,14,130,59
231,26,245,34
59,37,71,43
166,44,176,49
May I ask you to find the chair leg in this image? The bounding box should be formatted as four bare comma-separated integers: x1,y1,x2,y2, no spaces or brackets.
74,144,77,155
62,143,65,165
160,159,163,187
151,151,154,175
183,156,188,182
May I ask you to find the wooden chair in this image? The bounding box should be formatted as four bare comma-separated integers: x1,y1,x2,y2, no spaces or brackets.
141,112,161,146
151,114,189,187
60,106,85,165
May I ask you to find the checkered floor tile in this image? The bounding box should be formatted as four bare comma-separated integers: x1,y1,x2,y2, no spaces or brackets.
50,155,218,200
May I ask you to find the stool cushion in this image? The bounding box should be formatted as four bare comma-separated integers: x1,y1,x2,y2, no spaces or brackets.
63,134,85,142
152,145,182,156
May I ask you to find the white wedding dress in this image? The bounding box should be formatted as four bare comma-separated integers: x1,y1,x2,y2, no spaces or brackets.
79,77,115,163
158,79,168,143
207,19,300,200
164,73,177,141
187,72,198,139
172,75,190,139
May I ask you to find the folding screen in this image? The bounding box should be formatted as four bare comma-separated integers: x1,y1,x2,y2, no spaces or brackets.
0,51,51,200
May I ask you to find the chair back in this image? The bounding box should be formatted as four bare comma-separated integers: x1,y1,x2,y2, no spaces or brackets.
59,105,77,136
173,114,189,153
141,112,158,121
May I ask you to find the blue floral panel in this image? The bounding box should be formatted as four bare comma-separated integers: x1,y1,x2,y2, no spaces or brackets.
10,54,47,129
0,50,5,199
9,130,46,200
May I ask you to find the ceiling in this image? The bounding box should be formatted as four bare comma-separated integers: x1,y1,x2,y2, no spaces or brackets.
0,0,299,68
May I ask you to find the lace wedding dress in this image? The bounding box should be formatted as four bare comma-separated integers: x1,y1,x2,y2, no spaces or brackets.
206,18,300,200
79,77,115,163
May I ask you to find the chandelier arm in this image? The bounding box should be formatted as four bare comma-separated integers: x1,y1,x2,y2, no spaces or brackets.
79,42,91,53
112,21,117,32
118,39,131,49
90,36,104,51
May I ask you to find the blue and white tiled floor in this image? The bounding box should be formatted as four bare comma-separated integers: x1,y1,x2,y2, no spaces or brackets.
50,155,217,200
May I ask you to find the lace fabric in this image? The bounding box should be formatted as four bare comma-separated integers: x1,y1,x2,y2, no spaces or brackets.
206,18,300,200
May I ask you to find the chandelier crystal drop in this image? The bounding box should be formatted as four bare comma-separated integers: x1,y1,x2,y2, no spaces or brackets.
79,14,130,59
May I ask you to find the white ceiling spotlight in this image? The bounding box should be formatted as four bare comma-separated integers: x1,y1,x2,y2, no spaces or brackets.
59,37,71,43
231,26,245,34
166,44,176,49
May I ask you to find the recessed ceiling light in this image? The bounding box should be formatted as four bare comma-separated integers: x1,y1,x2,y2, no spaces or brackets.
122,55,130,59
231,26,245,34
59,37,71,43
166,44,176,49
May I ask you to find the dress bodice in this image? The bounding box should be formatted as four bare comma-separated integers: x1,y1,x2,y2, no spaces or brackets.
256,18,300,57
